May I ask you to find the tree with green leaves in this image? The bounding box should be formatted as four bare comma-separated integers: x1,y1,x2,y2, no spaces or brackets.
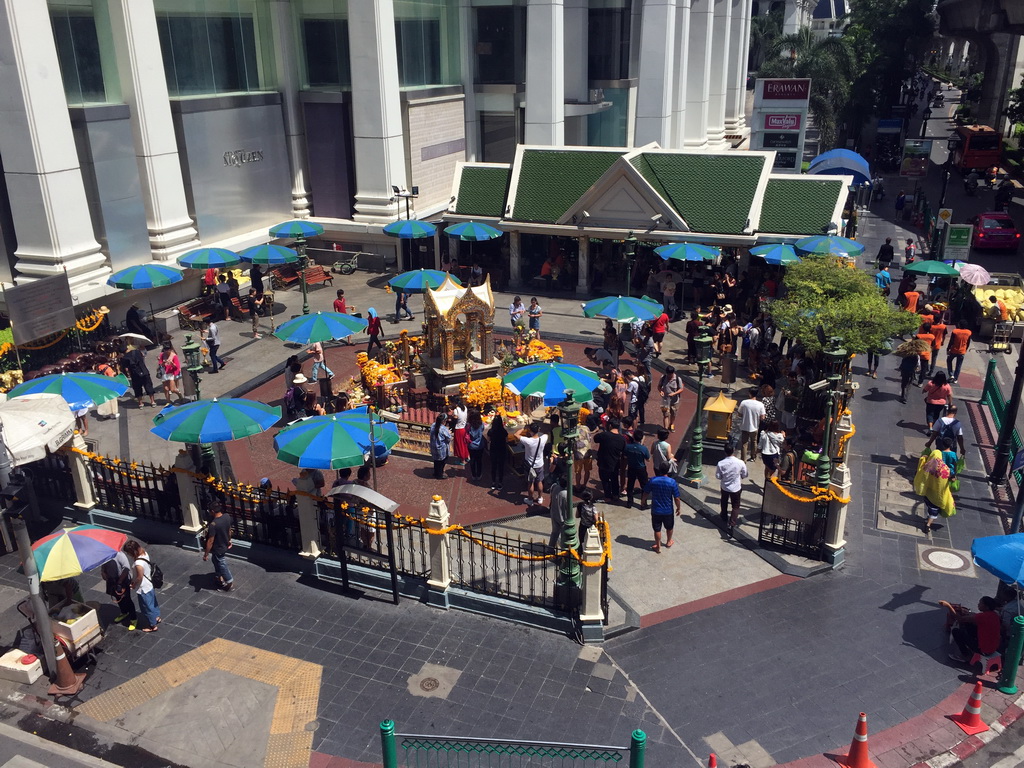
1005,74,1024,126
769,256,920,354
748,10,784,71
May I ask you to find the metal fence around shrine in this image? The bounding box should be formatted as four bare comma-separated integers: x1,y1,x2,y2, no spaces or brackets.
317,495,431,579
757,480,828,559
88,458,182,526
22,454,76,504
194,479,302,551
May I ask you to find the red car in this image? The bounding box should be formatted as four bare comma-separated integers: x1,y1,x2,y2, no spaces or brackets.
971,212,1021,251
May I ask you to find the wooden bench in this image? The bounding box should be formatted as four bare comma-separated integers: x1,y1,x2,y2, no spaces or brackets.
177,298,217,330
305,265,334,287
230,296,250,320
271,265,300,289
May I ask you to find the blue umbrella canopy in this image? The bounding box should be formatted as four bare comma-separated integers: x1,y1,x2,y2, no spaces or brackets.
239,244,299,265
274,413,400,470
388,269,461,293
808,149,871,185
654,242,721,262
383,220,437,239
269,220,325,239
582,295,663,323
794,235,865,257
8,372,130,411
443,221,503,241
107,264,184,289
176,248,241,269
502,363,601,406
972,534,1024,588
151,398,281,443
273,312,368,344
749,244,802,265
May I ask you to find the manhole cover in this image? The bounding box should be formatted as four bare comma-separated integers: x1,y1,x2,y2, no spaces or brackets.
918,545,976,577
305,721,320,732
420,677,440,692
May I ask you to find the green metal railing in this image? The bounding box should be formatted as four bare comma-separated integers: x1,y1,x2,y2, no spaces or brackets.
981,358,1024,484
380,721,645,768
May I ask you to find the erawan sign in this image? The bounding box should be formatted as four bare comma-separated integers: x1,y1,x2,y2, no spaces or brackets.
760,78,811,101
223,149,264,167
752,78,812,175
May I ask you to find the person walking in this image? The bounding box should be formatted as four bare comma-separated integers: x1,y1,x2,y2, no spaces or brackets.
307,340,334,382
488,414,509,490
716,444,748,538
651,429,674,476
925,403,966,456
875,265,892,298
898,352,918,404
203,502,235,591
946,320,972,383
394,288,414,322
333,289,356,345
928,317,947,377
466,409,485,481
651,309,670,355
429,413,453,479
120,344,157,408
201,320,226,373
594,419,626,502
922,370,953,431
156,341,184,405
123,540,160,632
623,429,650,508
659,366,684,431
101,549,137,630
875,237,895,270
365,308,384,355
526,297,544,339
247,288,264,339
737,387,766,462
249,263,265,296
914,447,955,532
573,419,594,490
516,423,548,506
641,466,682,553
758,420,785,481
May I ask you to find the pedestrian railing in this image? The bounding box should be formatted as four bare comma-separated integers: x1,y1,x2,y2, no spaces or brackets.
88,456,182,526
981,358,1023,484
318,495,431,578
379,721,646,768
196,478,303,550
23,454,76,503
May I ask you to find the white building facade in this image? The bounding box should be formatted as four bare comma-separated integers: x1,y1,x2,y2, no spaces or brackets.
0,0,754,309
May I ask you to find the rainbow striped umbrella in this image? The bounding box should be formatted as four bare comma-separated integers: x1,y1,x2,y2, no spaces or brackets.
31,525,127,581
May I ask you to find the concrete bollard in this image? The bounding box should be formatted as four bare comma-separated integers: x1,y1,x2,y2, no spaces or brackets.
579,525,605,643
293,472,321,559
173,449,203,533
426,495,451,607
825,462,852,567
67,433,96,511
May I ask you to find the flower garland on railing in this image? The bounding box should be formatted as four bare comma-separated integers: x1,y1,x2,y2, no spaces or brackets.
0,310,106,355
69,445,161,482
19,329,70,350
769,476,850,504
837,421,856,453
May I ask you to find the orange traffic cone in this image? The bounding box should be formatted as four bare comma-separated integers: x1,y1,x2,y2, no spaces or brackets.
708,755,717,768
47,638,85,697
835,712,877,768
950,681,990,735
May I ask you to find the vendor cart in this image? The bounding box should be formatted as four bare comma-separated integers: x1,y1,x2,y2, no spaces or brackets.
18,598,103,664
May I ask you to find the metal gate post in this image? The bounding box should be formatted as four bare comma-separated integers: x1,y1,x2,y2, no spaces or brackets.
380,720,398,768
629,729,646,768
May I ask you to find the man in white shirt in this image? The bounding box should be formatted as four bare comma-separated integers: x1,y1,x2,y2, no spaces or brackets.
516,423,549,506
736,387,766,462
509,296,526,328
715,444,749,538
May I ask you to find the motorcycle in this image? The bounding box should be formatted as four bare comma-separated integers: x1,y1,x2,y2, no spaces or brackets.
964,176,979,196
933,94,944,107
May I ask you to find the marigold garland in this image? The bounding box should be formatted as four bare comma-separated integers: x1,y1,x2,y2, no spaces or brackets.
769,476,850,504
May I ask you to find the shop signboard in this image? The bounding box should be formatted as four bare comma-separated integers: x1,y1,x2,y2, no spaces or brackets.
752,79,811,175
944,223,973,262
5,273,77,346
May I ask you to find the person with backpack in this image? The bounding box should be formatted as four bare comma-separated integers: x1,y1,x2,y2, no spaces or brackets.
203,502,235,592
659,366,684,431
576,490,598,543
925,403,966,456
652,429,675,476
124,539,161,632
120,343,157,408
101,550,136,631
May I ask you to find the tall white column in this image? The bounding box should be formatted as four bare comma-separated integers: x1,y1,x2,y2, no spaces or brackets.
349,0,405,222
782,0,800,35
634,0,676,147
271,0,311,218
724,0,750,135
459,0,480,161
0,0,108,287
525,0,564,146
670,0,691,149
508,231,522,290
683,0,713,148
563,0,588,146
575,236,589,296
705,0,732,148
107,0,199,259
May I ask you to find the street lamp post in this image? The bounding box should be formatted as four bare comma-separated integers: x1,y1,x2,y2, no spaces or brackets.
684,332,714,485
556,393,581,601
391,185,420,270
622,233,638,297
182,333,203,401
295,236,311,315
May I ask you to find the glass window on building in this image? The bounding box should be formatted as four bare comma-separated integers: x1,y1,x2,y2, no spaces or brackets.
587,86,629,147
49,0,121,105
394,0,460,89
155,0,275,97
474,4,525,85
294,0,350,89
480,112,517,164
588,0,631,82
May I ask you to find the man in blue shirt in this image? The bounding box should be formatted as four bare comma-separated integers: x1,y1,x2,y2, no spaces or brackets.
641,467,682,552
875,266,892,295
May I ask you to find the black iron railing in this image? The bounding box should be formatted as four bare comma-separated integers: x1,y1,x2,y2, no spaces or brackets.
319,496,430,578
23,454,76,503
196,479,301,550
89,458,181,526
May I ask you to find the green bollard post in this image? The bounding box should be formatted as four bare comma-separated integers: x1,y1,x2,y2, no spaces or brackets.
629,729,646,768
998,616,1024,694
380,720,398,768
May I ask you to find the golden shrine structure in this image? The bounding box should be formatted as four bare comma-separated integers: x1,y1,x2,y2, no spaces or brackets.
421,275,501,389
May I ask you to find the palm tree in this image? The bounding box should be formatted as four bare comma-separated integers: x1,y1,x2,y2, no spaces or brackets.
757,29,857,150
748,11,784,71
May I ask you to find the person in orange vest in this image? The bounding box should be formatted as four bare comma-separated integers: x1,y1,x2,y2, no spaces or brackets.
928,317,947,377
946,320,972,383
987,295,1010,322
900,289,921,314
916,323,935,386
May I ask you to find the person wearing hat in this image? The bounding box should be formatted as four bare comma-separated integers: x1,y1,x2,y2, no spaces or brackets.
285,374,308,418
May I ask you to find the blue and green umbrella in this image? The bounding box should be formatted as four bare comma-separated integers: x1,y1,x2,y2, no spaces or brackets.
273,311,368,344
176,247,240,269
443,221,503,241
582,295,663,323
151,398,281,443
749,244,802,265
8,372,129,411
654,242,720,262
274,413,400,470
503,363,601,406
388,269,461,293
270,220,325,239
794,235,865,257
239,244,299,265
384,219,437,239
107,264,184,289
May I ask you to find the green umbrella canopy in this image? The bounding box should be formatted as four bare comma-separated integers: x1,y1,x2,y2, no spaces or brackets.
902,260,961,277
273,312,368,344
151,398,281,443
274,411,400,470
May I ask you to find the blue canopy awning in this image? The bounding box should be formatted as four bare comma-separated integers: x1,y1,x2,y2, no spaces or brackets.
808,149,871,185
